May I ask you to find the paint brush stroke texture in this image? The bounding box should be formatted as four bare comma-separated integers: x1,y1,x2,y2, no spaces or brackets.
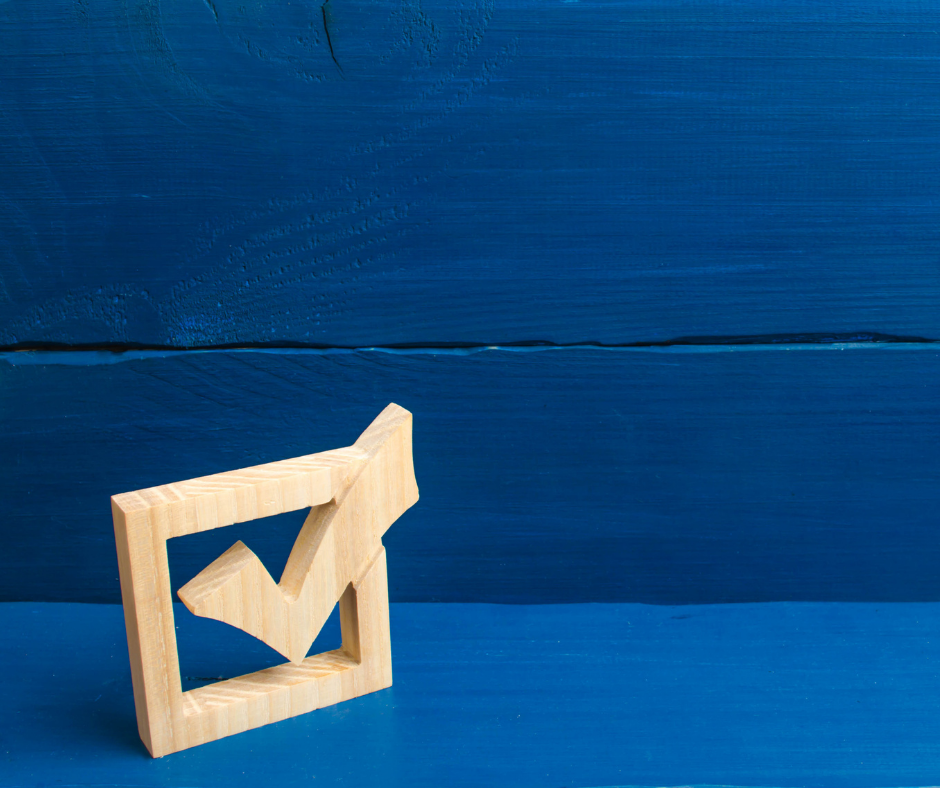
2,0,940,345
4,344,940,604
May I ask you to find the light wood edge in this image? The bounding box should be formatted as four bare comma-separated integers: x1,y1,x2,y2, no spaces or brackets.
112,445,368,541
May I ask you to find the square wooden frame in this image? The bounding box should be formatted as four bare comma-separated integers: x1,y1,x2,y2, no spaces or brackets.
111,450,394,758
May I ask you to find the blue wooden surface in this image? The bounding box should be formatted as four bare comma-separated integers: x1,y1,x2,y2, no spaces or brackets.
5,343,940,605
4,601,940,787
3,0,940,346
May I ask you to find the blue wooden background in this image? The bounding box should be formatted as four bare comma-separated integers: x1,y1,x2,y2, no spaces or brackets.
6,344,940,604
3,0,940,604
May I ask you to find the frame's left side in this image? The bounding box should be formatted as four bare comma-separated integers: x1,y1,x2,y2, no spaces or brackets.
112,496,186,757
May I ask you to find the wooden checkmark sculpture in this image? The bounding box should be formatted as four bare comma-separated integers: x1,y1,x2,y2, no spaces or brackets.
112,404,418,756
178,403,418,664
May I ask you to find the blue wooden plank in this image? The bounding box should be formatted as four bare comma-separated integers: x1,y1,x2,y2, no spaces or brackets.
3,0,940,346
3,600,940,787
4,344,940,604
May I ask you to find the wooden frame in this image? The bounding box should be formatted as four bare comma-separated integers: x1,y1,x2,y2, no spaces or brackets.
111,404,418,757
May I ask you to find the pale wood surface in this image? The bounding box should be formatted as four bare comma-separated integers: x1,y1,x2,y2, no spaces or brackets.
111,403,417,757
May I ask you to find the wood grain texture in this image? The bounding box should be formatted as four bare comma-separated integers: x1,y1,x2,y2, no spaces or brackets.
5,344,940,604
5,600,940,786
3,0,940,346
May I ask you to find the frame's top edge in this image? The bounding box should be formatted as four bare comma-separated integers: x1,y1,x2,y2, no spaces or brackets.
111,445,366,513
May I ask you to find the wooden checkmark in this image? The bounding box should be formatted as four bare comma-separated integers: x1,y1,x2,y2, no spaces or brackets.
177,403,419,664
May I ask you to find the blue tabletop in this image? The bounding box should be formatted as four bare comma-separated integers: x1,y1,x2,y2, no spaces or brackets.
2,601,940,787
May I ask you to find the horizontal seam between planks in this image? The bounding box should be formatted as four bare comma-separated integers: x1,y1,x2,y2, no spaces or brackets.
1,335,940,366
0,332,937,354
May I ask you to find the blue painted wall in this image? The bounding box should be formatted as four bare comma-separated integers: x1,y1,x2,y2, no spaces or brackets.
5,344,940,603
2,0,940,604
3,0,940,346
